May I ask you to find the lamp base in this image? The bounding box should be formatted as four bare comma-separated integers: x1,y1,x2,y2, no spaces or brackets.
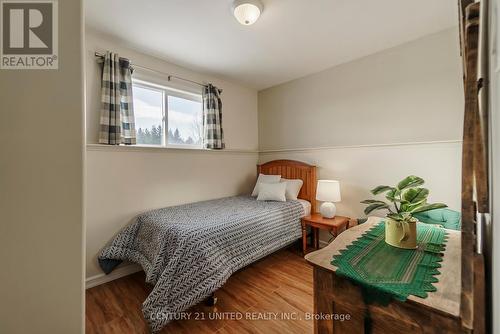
320,202,337,218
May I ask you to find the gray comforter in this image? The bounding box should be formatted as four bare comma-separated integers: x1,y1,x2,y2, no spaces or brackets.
98,196,304,332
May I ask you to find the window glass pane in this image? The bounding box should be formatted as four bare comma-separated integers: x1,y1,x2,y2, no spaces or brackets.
167,95,202,146
133,85,164,145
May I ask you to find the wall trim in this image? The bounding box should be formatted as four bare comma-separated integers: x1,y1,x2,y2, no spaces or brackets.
88,140,461,155
87,143,258,155
259,139,462,154
85,264,142,289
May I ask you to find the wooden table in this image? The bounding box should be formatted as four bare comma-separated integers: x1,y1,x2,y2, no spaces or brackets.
301,214,350,254
305,217,463,334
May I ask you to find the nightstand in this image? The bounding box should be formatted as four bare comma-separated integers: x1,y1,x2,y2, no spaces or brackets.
301,213,350,254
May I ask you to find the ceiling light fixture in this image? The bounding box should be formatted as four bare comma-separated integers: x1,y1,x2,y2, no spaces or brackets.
232,0,263,26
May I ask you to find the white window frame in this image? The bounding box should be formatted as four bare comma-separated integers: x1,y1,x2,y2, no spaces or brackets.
132,79,204,149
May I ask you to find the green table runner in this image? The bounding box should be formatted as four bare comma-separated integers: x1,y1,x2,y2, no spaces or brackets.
331,222,448,305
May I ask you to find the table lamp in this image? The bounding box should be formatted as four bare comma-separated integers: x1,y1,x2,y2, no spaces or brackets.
316,180,341,218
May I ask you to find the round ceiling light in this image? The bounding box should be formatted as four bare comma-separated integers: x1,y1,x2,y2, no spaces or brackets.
232,0,263,26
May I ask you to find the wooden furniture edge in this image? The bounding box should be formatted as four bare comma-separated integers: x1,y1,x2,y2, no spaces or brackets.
310,265,466,333
309,263,464,321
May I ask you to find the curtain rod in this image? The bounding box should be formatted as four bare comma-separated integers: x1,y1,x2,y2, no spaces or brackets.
94,51,209,89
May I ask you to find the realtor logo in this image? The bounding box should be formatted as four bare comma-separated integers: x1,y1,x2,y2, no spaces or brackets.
1,0,58,69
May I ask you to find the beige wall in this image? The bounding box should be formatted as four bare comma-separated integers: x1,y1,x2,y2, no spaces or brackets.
258,28,463,240
258,28,463,150
85,29,259,280
0,1,84,333
86,147,258,278
260,141,461,219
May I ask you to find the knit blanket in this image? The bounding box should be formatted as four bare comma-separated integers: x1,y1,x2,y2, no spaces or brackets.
98,196,304,332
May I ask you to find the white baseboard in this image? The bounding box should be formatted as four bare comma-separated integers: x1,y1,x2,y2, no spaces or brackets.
85,264,142,289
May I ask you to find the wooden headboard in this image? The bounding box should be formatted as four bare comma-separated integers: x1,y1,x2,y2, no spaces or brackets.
257,160,317,213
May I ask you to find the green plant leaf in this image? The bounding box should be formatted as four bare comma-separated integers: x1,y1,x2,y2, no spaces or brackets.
403,187,429,204
360,199,388,205
397,175,424,190
386,188,402,202
387,213,404,221
401,202,424,213
410,203,447,214
364,202,389,215
371,185,394,195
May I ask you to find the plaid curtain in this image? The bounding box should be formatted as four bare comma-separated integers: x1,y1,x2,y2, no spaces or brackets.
203,84,225,149
98,51,136,145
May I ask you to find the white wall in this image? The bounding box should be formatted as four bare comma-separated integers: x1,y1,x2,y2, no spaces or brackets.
258,29,463,240
0,0,84,332
260,141,461,219
85,29,259,279
86,147,258,278
258,28,463,150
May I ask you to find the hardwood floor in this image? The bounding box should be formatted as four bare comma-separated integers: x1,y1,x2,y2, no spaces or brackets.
86,247,314,333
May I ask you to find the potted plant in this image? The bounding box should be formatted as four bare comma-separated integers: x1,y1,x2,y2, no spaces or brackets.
361,175,447,249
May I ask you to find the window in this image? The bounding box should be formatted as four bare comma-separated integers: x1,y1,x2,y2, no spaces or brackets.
133,84,164,145
133,80,203,148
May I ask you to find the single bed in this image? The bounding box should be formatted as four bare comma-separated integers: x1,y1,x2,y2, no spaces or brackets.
98,159,317,332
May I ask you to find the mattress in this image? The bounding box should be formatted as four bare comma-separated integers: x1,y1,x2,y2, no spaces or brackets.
98,195,304,332
297,199,312,216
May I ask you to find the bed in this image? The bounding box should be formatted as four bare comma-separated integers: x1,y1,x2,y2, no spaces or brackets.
98,159,317,332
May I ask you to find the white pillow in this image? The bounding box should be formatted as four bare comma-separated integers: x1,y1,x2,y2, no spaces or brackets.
281,178,304,200
257,182,287,202
251,173,281,196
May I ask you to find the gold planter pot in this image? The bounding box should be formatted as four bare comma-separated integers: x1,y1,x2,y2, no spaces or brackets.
385,219,417,249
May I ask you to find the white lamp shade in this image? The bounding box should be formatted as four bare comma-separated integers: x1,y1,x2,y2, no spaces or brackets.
233,0,263,25
316,180,341,202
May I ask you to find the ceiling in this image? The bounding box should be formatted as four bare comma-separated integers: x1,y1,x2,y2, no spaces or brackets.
85,0,458,90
